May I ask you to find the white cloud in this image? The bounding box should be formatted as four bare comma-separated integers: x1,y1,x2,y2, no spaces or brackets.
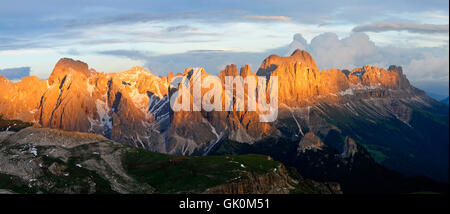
0,49,50,56
288,32,377,69
352,22,449,34
244,15,292,22
406,53,449,81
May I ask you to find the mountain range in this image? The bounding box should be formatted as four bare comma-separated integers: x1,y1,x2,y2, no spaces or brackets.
0,49,448,193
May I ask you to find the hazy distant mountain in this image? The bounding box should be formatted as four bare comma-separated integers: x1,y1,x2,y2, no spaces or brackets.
0,67,30,81
0,49,448,193
426,91,448,101
441,97,449,105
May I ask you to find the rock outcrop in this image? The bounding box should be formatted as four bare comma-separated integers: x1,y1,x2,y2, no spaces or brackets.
202,164,341,194
297,132,324,153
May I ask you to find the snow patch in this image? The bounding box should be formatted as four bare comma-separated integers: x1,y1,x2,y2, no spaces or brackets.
129,88,149,116
287,107,304,137
339,88,354,96
30,147,38,156
95,99,112,131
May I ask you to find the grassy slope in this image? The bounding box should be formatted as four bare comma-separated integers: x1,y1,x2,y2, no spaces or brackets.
122,148,281,193
122,147,338,194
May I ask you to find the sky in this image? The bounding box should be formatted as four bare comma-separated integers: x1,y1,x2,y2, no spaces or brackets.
0,0,449,96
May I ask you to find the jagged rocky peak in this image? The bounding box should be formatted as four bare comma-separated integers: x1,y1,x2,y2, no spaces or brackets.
341,136,358,158
18,75,41,83
217,64,255,82
48,58,94,85
121,66,154,77
219,64,239,84
0,75,13,85
298,132,324,153
178,67,205,82
0,75,43,88
257,49,319,77
352,65,411,89
289,49,319,69
221,64,239,76
115,66,165,87
388,65,403,75
239,64,254,77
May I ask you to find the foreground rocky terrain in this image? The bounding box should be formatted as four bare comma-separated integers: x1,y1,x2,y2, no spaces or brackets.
0,124,340,194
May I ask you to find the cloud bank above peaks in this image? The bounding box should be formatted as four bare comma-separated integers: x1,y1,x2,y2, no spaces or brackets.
244,16,292,22
288,33,377,69
98,31,448,96
352,22,449,34
98,49,272,76
288,33,449,95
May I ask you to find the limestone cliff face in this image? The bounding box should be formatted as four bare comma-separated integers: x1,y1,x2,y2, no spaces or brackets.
0,49,438,155
0,76,47,122
38,58,97,132
257,49,319,79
